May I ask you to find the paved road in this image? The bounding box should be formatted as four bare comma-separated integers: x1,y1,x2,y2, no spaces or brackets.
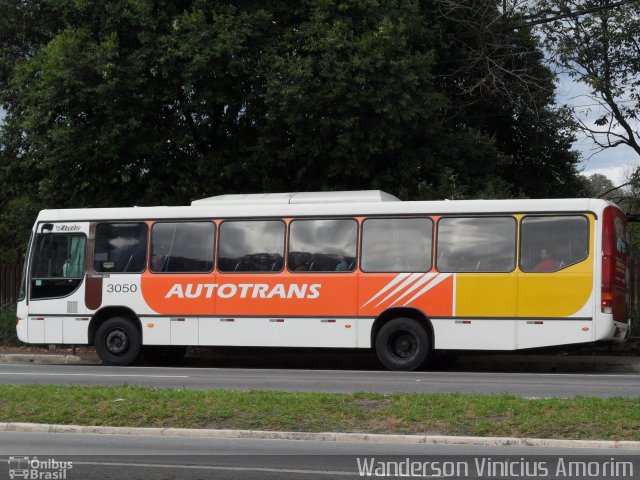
1,432,638,480
1,363,639,397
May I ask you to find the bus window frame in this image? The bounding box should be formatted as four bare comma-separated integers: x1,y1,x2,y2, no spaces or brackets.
359,216,434,274
17,232,34,303
288,217,359,274
435,215,518,274
29,232,88,301
92,222,149,275
217,218,286,274
519,214,591,274
150,221,216,274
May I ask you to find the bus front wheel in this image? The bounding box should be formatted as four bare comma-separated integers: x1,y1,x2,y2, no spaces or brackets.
95,317,141,366
375,317,430,371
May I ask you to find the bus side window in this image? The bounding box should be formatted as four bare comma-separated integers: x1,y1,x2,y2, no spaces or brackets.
288,219,357,273
436,217,516,273
520,216,589,273
151,222,215,273
94,223,148,273
217,220,285,273
361,218,432,272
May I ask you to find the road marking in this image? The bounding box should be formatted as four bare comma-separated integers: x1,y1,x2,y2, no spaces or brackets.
0,373,188,378
70,461,358,476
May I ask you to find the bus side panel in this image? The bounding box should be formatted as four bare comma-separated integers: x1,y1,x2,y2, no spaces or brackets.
214,272,358,317
140,273,216,316
140,316,170,345
141,271,360,347
448,272,517,350
26,317,45,343
25,303,89,344
198,317,357,348
517,319,594,349
432,319,516,350
16,301,29,343
358,272,454,319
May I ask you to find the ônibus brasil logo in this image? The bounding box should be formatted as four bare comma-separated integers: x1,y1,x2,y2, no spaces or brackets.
165,283,321,300
8,456,72,480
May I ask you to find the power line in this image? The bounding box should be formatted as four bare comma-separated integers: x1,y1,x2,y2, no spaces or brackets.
509,0,640,29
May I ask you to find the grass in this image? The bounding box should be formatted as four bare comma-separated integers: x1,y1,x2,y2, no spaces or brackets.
1,385,639,441
0,306,20,346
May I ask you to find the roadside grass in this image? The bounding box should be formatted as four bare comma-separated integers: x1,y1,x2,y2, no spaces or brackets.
1,385,639,441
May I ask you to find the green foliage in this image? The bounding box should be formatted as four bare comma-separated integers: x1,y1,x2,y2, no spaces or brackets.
0,0,587,260
583,173,615,198
0,307,20,346
631,309,640,338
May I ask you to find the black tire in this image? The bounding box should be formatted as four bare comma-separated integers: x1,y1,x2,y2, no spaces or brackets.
143,346,187,365
95,317,141,366
375,317,430,371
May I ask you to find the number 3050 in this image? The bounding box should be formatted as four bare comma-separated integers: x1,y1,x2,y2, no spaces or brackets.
106,284,137,293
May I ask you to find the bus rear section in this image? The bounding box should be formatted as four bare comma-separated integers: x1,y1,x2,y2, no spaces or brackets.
599,205,631,341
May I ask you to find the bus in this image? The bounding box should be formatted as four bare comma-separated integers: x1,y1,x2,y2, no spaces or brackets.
15,191,631,370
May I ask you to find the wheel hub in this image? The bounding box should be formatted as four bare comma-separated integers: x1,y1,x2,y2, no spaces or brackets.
105,329,129,355
389,332,417,359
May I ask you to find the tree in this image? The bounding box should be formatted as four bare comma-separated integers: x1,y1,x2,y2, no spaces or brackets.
432,0,586,198
539,0,640,158
583,172,615,197
0,0,588,261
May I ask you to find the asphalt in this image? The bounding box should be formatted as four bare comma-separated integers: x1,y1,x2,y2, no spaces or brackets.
1,345,640,373
3,363,640,396
3,431,638,480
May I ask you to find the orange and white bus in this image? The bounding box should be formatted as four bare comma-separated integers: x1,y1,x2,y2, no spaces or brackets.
16,191,631,369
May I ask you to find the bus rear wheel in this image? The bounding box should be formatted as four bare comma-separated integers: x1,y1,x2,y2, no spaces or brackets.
375,317,430,371
95,317,141,366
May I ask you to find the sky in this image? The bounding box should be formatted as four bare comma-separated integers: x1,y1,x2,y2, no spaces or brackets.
556,73,639,186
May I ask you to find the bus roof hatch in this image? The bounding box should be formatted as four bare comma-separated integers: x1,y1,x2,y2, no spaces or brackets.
191,190,400,206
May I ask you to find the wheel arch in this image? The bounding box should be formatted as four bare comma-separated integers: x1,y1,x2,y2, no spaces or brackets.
88,306,142,346
370,307,434,349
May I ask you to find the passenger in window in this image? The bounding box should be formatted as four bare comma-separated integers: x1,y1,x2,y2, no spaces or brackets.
533,248,556,272
291,253,308,271
151,244,168,272
335,258,350,271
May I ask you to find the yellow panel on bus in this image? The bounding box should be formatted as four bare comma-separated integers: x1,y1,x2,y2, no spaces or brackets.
518,214,594,318
455,272,517,317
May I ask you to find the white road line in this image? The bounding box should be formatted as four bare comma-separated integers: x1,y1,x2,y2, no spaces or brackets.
70,460,358,476
0,373,188,378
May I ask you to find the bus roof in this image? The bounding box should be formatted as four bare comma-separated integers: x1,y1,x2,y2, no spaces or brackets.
35,194,617,223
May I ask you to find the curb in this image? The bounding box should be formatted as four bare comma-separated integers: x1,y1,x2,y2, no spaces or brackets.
0,422,638,450
0,353,97,365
